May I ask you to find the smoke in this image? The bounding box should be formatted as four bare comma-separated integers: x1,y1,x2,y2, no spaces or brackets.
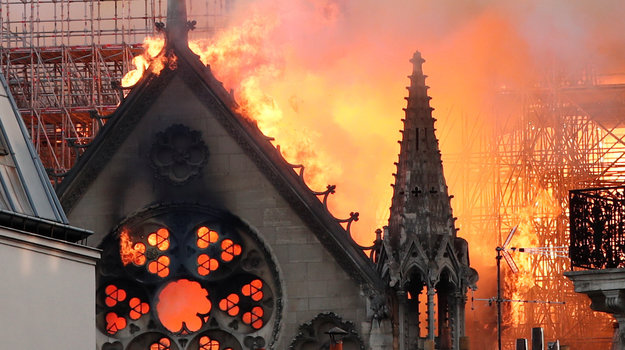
193,0,625,346
211,0,625,240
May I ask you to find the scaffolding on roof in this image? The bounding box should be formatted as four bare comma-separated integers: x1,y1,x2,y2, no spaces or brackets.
0,0,232,177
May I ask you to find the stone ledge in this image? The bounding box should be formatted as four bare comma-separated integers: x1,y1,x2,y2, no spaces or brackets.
565,268,625,293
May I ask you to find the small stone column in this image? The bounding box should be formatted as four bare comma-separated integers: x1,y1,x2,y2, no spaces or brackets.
427,286,436,341
396,290,407,350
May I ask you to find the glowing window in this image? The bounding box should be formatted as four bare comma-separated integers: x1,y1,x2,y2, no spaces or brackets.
218,293,240,316
157,279,212,333
197,226,219,249
241,279,263,301
148,255,171,277
128,297,150,320
148,228,170,251
220,239,242,262
104,285,127,307
242,306,264,329
197,254,219,276
150,338,171,350
105,312,127,334
199,336,220,350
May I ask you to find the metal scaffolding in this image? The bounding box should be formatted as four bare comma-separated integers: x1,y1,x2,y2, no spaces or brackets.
494,73,622,348
0,0,232,176
445,67,625,348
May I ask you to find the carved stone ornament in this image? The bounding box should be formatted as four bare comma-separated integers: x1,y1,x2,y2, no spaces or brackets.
150,124,208,184
289,312,364,350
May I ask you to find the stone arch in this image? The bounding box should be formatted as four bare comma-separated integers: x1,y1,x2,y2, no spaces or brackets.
434,266,463,350
402,264,428,345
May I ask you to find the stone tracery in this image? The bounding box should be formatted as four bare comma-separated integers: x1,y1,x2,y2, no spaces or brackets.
96,205,281,350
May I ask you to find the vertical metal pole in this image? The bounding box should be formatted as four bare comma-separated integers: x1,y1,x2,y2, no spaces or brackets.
497,247,502,350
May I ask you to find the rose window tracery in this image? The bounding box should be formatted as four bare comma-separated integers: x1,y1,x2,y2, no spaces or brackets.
97,205,281,350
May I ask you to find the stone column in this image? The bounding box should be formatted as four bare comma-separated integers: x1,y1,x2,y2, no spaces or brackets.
427,286,436,342
450,291,462,349
397,290,407,350
438,290,450,350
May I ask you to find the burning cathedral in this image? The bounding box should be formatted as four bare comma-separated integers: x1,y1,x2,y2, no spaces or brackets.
0,0,477,349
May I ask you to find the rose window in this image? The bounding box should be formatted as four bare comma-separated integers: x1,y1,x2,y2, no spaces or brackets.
96,205,281,350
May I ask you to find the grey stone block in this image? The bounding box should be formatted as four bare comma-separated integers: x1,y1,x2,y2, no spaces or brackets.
217,135,242,154
306,262,337,281
263,207,294,227
305,280,328,297
282,262,307,281
287,298,309,312
275,226,309,245
288,244,323,263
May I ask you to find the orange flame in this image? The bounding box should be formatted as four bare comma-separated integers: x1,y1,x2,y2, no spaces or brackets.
121,37,166,88
504,186,562,325
119,229,143,266
187,15,335,191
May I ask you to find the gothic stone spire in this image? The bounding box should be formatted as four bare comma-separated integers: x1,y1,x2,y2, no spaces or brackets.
388,51,456,249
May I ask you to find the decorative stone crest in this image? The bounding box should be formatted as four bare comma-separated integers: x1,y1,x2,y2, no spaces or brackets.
150,124,208,184
289,312,364,350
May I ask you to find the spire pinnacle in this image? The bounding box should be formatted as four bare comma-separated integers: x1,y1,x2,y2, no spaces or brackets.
387,51,456,247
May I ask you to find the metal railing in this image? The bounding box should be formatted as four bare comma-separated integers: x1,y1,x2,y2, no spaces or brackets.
569,186,625,269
